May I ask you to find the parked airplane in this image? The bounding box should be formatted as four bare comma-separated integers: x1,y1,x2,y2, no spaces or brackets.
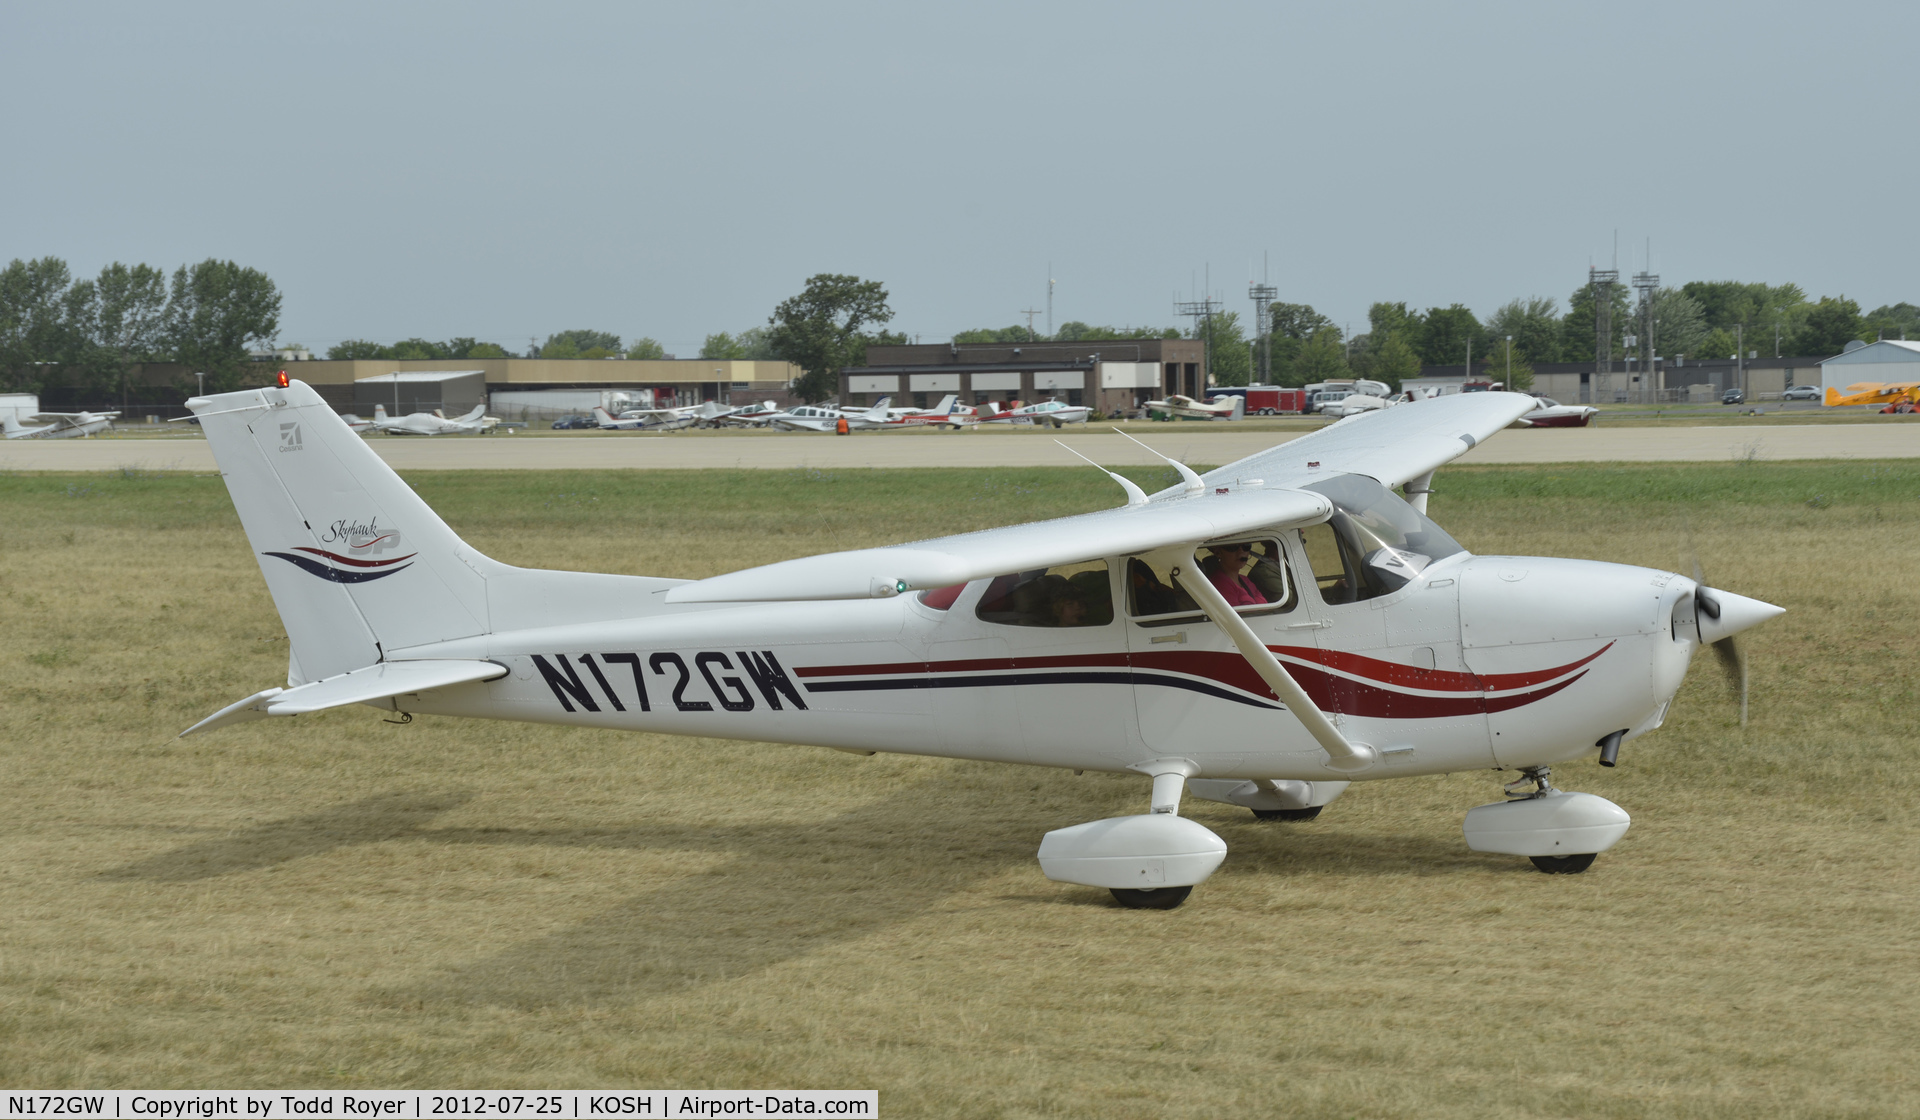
979,399,1094,427
602,400,764,431
1825,381,1920,411
2,410,119,439
369,404,489,435
1146,394,1245,421
764,397,901,432
1515,397,1599,428
182,379,1783,909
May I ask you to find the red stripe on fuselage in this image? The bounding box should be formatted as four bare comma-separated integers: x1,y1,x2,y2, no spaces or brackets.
1267,642,1612,693
795,647,1601,720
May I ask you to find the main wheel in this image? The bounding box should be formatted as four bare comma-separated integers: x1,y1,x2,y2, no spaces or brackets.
1110,885,1192,909
1252,806,1322,822
1530,853,1597,874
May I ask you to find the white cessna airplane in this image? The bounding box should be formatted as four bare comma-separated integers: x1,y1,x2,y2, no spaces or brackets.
3,410,120,439
181,377,1783,909
369,403,489,435
1146,394,1245,421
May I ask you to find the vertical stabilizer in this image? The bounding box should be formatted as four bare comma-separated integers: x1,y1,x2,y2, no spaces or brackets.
190,381,493,683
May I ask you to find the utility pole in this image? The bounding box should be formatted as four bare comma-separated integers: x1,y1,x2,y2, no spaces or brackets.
1046,264,1054,339
1736,323,1745,399
1465,336,1472,383
1174,266,1222,391
1506,335,1513,387
1018,308,1043,341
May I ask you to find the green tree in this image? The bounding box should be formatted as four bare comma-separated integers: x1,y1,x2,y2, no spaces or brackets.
1864,302,1920,341
1054,322,1180,341
162,260,281,393
74,262,169,405
0,257,83,392
767,274,894,402
1489,336,1535,392
328,339,391,359
1562,281,1635,363
701,332,746,359
952,325,1034,344
540,329,621,356
1792,296,1864,356
465,341,509,358
1293,327,1349,385
732,326,780,359
1270,303,1334,340
1484,297,1561,367
1369,333,1421,389
1678,281,1809,355
1647,288,1708,360
390,337,448,360
626,337,666,360
1418,304,1482,367
1698,327,1740,361
1197,310,1251,386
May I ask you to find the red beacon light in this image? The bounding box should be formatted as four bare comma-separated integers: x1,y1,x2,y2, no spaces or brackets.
277,370,290,388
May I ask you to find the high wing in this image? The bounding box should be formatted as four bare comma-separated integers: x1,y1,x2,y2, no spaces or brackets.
1193,391,1532,492
668,392,1531,605
666,488,1333,603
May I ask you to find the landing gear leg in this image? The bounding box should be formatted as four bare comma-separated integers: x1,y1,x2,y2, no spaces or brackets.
1504,765,1556,799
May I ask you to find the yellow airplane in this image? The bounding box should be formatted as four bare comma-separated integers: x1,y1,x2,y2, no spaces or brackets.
1824,381,1920,411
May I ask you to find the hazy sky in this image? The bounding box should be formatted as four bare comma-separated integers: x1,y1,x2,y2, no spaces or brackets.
5,1,1914,354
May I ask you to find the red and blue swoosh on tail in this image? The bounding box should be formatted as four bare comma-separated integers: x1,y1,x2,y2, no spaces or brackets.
263,546,417,583
794,643,1609,720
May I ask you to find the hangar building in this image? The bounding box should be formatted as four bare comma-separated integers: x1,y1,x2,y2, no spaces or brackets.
838,338,1207,414
1819,339,1920,391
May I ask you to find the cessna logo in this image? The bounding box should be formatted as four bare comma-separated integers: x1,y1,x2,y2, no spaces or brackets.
532,651,807,714
320,517,403,554
263,516,416,582
278,422,302,451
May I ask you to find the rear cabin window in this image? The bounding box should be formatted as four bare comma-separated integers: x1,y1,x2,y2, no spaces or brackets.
1127,538,1295,623
975,560,1112,628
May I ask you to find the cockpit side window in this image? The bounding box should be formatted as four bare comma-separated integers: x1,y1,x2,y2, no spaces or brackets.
1299,473,1467,603
975,559,1113,628
1126,538,1295,624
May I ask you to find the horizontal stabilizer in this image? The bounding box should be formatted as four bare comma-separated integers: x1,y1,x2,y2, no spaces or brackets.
665,486,1333,603
180,659,508,737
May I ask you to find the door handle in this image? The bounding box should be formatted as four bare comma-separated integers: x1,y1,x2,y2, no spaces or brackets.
1286,620,1334,630
1149,631,1188,644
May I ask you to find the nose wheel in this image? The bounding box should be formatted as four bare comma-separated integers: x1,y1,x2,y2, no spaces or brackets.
1110,885,1194,909
1463,766,1631,874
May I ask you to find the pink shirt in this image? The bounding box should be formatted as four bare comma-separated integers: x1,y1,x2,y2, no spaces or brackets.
1210,568,1264,606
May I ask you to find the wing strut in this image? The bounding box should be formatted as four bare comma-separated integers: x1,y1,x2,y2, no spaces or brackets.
1173,548,1377,774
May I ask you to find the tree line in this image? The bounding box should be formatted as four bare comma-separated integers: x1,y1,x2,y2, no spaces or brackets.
1,257,280,400
953,282,1918,393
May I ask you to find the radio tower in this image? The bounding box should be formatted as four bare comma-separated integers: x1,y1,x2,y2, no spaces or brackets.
1631,257,1659,403
1589,264,1619,399
1249,262,1277,387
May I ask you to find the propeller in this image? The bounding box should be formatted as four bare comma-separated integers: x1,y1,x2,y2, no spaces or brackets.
1692,574,1750,726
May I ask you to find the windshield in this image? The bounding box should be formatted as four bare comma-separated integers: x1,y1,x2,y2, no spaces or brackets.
1302,474,1466,597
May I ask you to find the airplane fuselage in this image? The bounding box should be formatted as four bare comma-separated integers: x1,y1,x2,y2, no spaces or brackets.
382,546,1695,782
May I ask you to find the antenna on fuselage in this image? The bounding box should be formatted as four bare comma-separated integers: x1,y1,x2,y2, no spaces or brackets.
1054,440,1148,506
1112,429,1205,494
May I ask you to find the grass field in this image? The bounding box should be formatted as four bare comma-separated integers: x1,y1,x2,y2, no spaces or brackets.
1,461,1916,1117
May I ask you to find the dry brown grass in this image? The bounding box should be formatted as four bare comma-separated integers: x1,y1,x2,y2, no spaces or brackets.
0,463,1915,1118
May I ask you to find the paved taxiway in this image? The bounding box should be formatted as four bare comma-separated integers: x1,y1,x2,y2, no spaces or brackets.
5,422,1918,472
